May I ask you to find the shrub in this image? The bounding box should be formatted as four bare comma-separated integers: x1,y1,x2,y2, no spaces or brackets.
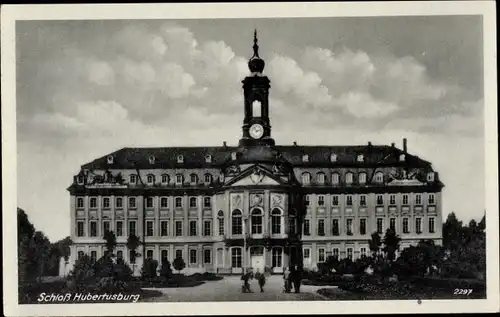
159,260,173,279
172,257,186,273
114,258,133,281
68,254,95,283
141,258,159,279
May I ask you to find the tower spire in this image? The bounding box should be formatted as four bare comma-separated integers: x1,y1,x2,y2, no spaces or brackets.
248,29,265,73
253,29,260,58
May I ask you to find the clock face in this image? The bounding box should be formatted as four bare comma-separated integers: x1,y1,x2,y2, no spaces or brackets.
249,124,264,139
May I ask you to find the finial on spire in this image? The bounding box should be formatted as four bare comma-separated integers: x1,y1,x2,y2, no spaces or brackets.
252,29,260,58
248,28,265,73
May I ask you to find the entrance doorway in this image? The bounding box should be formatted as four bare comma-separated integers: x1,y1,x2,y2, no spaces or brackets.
250,246,265,273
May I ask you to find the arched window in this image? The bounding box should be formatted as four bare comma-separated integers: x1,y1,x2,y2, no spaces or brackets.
251,209,263,234
205,154,212,163
190,174,198,184
301,172,311,185
302,154,309,162
177,155,184,163
149,155,155,164
204,173,212,184
189,197,197,208
271,208,283,235
359,172,367,184
375,171,384,183
161,174,169,184
331,173,340,185
252,100,262,117
330,153,337,163
217,210,224,236
107,155,114,164
231,210,242,235
317,172,326,185
345,172,353,184
175,174,184,185
147,174,155,185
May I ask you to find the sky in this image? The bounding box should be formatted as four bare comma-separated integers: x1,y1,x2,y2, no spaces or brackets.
16,16,484,241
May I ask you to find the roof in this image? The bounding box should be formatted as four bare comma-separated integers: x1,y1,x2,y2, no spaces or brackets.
80,144,433,171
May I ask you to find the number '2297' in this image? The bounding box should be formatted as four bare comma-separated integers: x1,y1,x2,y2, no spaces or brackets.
454,289,473,295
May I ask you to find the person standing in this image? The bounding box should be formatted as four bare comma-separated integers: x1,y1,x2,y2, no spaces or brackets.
283,267,291,293
241,271,252,293
292,265,302,293
255,269,266,292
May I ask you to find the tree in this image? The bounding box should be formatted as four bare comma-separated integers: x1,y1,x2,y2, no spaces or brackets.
32,231,51,281
443,212,463,250
103,230,117,256
172,257,186,274
369,232,382,256
382,228,401,262
159,259,173,279
126,234,141,272
141,258,159,279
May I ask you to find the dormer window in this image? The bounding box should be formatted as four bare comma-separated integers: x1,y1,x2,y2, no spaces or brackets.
330,154,337,163
130,174,137,184
345,172,353,184
161,174,169,184
357,154,364,162
175,174,184,185
231,152,237,161
302,154,309,163
190,174,198,184
359,172,367,184
374,171,384,183
331,173,340,185
177,155,184,163
107,155,114,164
205,155,212,163
77,175,84,185
317,172,326,185
204,174,212,184
427,172,435,182
149,155,156,164
147,174,155,185
399,154,406,162
301,172,311,185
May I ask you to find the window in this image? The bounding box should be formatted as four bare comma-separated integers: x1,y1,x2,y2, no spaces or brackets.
376,195,384,205
332,195,339,206
175,174,183,185
160,197,168,208
204,249,212,264
177,155,184,163
332,248,339,259
377,218,383,234
161,221,169,236
90,197,97,209
375,172,384,183
416,218,422,234
129,250,136,263
76,197,84,208
403,194,409,205
190,174,198,184
231,152,237,160
427,172,435,182
302,155,309,163
103,221,110,234
129,197,136,208
330,154,337,162
318,248,325,262
415,194,422,205
128,220,137,236
231,210,243,235
107,155,114,164
346,195,353,206
390,218,396,231
303,219,311,236
161,174,169,184
428,194,435,205
218,211,224,236
357,154,364,162
77,251,85,260
204,174,212,184
176,249,183,259
189,220,197,236
90,221,97,237
204,220,211,236
149,155,155,164
390,195,396,205
175,197,183,208
359,172,367,184
205,155,212,163
303,249,311,259
77,176,84,184
203,197,211,209
161,250,169,263
305,195,310,206
288,217,296,235
317,172,326,184
301,173,311,185
175,221,183,237
347,248,353,260
130,174,137,184
360,195,367,206
403,218,409,233
345,172,353,184
116,197,123,209
332,219,339,236
147,174,155,184
360,247,367,258
429,217,435,233
146,197,154,208
331,173,340,185
317,219,325,236
90,251,97,264
360,219,366,235
146,221,154,236
116,221,123,237
271,209,282,234
231,248,242,268
145,249,153,260
317,195,325,206
272,248,282,267
251,209,263,234
189,197,197,208
189,249,197,264
399,154,406,162
346,219,353,235
77,221,84,237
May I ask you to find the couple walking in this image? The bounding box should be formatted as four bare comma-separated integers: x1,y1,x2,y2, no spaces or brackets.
283,265,302,293
241,269,267,293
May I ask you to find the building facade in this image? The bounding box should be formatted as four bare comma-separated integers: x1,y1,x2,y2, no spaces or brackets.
65,33,444,276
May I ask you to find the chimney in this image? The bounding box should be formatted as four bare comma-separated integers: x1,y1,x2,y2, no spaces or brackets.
403,138,407,153
293,141,297,146
368,141,372,147
391,142,395,148
223,141,227,147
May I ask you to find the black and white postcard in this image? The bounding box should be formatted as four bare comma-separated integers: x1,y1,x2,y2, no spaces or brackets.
1,1,498,316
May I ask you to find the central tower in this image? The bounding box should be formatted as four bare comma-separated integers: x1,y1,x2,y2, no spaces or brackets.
239,30,275,147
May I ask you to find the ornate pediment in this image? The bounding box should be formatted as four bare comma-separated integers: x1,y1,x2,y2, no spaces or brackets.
85,170,127,188
225,165,286,187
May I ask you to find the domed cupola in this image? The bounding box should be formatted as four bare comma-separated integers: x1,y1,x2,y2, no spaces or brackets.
248,29,265,74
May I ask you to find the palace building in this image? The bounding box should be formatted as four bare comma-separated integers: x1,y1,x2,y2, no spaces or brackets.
65,32,444,276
